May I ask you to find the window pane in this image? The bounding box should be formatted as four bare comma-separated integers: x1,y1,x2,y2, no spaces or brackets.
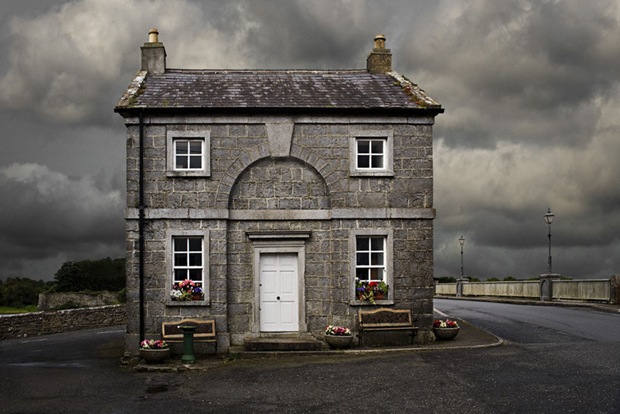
356,237,369,251
176,156,188,169
356,268,369,280
356,253,369,266
358,155,369,168
371,253,384,266
357,140,370,153
371,140,384,153
188,238,202,251
175,141,188,154
189,156,202,169
370,268,381,280
370,237,384,251
174,253,187,266
174,269,187,281
371,155,383,168
189,253,202,266
189,141,202,154
189,269,202,281
174,238,187,251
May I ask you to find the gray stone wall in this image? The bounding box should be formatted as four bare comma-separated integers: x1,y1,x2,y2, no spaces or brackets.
38,291,121,311
0,305,125,340
124,117,436,351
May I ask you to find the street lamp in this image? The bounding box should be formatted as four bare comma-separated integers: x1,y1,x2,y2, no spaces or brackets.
544,208,554,274
459,235,465,278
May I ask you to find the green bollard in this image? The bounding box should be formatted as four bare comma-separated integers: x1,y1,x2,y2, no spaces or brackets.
179,325,197,364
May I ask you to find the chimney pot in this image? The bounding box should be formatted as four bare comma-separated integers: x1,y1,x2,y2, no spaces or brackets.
148,28,159,43
374,34,386,50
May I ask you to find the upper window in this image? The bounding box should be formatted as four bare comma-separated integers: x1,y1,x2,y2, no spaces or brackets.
356,138,385,170
167,129,211,177
350,130,393,176
174,139,204,170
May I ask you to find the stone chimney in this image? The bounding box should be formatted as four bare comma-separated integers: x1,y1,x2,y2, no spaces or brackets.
141,28,166,74
366,34,392,74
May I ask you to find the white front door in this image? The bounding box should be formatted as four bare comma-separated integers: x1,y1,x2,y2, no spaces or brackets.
259,253,299,332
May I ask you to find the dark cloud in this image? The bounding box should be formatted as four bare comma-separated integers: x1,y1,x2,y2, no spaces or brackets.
1,0,619,281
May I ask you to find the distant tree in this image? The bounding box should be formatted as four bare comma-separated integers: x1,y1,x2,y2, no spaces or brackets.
486,277,500,282
503,276,517,281
436,277,456,284
54,258,125,292
0,277,52,307
468,277,480,282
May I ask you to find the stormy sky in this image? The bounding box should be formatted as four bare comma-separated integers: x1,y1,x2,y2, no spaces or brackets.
1,0,619,282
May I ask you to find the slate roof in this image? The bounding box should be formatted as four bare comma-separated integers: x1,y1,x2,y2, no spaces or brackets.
115,69,442,114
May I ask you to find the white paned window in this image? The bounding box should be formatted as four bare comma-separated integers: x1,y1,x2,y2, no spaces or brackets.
350,130,393,177
355,236,386,282
166,129,211,177
174,139,204,170
356,138,385,170
169,233,208,303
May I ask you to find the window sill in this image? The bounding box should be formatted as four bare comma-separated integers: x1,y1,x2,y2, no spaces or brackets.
166,299,210,307
350,299,394,306
350,171,394,178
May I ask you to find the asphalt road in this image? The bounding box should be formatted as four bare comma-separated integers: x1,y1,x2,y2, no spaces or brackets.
1,301,619,413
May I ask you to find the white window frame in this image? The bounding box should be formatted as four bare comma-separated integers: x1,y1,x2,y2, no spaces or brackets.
167,129,211,177
350,229,393,304
166,229,209,305
350,129,394,177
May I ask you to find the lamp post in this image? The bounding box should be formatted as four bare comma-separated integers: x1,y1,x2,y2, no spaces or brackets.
544,208,554,274
459,235,465,278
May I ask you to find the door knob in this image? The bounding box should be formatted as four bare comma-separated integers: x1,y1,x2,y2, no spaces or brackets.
277,296,280,300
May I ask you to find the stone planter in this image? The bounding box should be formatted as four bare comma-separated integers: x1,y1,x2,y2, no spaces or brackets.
325,334,353,349
433,327,460,340
139,348,171,363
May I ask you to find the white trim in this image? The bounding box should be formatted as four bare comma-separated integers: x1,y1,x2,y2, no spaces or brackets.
250,237,307,334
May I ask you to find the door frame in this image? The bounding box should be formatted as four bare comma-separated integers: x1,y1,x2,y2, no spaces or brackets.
248,232,309,335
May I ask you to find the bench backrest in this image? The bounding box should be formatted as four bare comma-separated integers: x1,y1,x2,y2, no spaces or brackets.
358,309,413,327
161,318,216,340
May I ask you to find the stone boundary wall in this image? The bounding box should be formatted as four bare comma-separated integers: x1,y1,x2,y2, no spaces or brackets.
0,305,126,340
38,291,121,311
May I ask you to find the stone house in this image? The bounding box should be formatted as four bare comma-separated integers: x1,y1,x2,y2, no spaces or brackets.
115,29,443,354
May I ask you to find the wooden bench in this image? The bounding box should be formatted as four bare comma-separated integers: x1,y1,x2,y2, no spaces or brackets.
161,318,217,354
358,308,418,346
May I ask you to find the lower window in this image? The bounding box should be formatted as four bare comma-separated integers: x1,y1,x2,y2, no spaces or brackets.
354,235,389,302
170,236,205,301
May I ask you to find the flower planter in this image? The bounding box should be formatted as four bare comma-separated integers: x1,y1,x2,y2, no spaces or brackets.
139,348,171,363
433,327,460,340
325,334,353,349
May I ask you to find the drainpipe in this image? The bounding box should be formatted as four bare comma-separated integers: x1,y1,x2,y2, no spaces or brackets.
138,110,146,347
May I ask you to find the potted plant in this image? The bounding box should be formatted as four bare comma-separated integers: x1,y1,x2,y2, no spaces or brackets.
171,279,204,301
324,325,353,349
355,279,388,304
139,339,170,363
432,319,460,340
